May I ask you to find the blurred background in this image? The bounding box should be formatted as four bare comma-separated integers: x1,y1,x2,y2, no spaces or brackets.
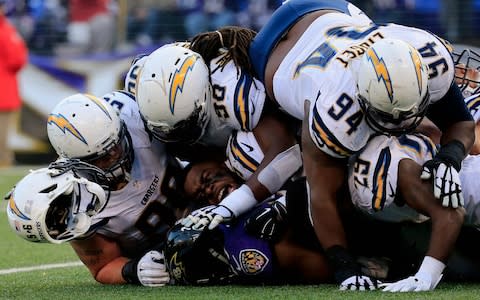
5,0,480,165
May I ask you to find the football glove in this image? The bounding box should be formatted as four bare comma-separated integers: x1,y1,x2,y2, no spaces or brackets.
181,185,257,230
340,275,380,291
137,251,170,287
380,272,443,292
420,140,465,208
326,245,379,291
244,196,287,242
380,255,444,292
181,205,234,230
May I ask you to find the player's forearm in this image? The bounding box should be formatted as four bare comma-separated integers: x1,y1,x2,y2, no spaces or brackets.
440,121,475,156
426,207,465,263
310,190,347,249
94,256,130,284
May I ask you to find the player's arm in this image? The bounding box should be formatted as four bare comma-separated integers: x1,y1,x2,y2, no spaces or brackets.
470,121,480,154
302,104,371,284
427,83,475,154
301,107,347,250
400,160,464,262
301,102,378,290
273,228,332,284
421,83,475,208
71,233,170,286
246,110,300,201
70,233,128,284
184,109,302,230
381,159,465,292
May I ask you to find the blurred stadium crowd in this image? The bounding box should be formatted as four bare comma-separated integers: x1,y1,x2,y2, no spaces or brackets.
4,0,480,56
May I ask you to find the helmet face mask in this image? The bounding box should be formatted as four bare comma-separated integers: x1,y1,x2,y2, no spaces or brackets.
49,158,112,194
358,91,430,135
7,167,107,244
137,45,212,145
82,122,134,188
142,92,211,144
453,49,480,97
355,38,430,135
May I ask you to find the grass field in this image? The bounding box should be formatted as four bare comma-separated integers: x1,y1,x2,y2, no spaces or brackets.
0,166,479,300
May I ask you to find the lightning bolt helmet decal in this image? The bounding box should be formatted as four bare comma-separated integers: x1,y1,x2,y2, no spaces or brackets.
47,113,88,145
169,55,198,114
366,47,394,102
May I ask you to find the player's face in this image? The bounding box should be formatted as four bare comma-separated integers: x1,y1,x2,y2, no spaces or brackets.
88,142,124,171
455,63,480,90
184,161,240,205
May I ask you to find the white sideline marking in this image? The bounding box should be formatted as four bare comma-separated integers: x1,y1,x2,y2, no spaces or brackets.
0,261,83,275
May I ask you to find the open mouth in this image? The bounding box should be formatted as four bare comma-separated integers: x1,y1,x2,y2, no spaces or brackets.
216,185,235,202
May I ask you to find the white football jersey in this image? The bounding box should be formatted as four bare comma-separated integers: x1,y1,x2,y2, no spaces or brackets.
465,93,480,122
348,133,436,223
459,154,480,226
199,56,266,146
349,133,480,227
225,130,264,180
273,13,454,158
80,92,171,257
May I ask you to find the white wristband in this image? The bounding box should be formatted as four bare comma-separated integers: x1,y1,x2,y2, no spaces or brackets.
417,256,445,284
219,184,257,217
257,144,302,193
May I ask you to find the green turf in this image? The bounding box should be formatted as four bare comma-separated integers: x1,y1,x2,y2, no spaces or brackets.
0,167,479,299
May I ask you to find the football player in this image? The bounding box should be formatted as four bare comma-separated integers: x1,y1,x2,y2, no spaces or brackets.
175,134,427,286
164,198,332,286
245,0,475,290
41,91,185,286
136,36,303,235
418,49,480,154
347,131,480,291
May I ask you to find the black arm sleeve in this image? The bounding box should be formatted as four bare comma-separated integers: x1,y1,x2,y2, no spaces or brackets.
122,258,140,284
426,83,473,132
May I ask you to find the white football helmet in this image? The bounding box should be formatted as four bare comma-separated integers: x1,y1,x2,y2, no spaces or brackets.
47,93,134,187
136,45,212,144
355,38,430,135
124,54,148,97
6,166,107,244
